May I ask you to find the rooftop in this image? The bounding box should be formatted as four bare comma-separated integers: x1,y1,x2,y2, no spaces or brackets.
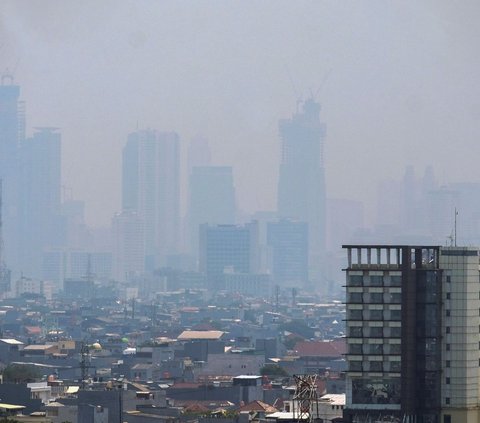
177,330,224,341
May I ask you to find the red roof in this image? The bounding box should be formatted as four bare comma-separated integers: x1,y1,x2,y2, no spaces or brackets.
238,400,278,413
25,326,42,335
330,339,347,355
294,340,345,358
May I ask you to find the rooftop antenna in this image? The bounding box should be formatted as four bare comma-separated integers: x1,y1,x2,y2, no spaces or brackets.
446,232,454,247
454,208,458,247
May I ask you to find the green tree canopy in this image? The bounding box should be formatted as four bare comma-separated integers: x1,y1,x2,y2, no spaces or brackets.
2,364,42,383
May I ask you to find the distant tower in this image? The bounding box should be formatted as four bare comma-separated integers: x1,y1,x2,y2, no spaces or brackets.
277,98,326,281
0,73,25,270
112,211,145,282
18,127,63,278
199,222,259,291
267,219,308,287
122,129,180,269
188,166,236,256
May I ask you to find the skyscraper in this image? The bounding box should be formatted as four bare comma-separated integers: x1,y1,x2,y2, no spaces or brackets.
277,98,326,279
18,127,62,277
122,129,180,268
112,211,145,282
0,74,24,270
199,222,259,290
267,219,308,287
344,244,480,422
188,166,236,256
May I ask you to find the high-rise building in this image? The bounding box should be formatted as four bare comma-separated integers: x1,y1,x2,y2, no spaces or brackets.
122,129,180,268
344,244,480,422
267,219,308,287
199,222,259,290
112,211,145,282
277,98,326,279
0,75,24,270
188,166,236,255
18,127,63,278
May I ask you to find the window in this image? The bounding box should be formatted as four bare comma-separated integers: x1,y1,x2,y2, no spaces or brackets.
389,343,401,354
446,310,450,317
349,309,363,320
370,327,383,338
370,361,382,372
368,344,383,354
348,344,362,355
350,275,363,287
349,327,363,337
348,292,363,303
446,360,450,368
446,275,451,283
446,344,450,351
349,361,362,372
389,293,402,304
389,361,401,372
390,276,402,287
370,276,383,287
370,309,383,321
370,293,384,304
389,309,401,321
446,327,450,334
444,415,451,423
446,377,450,384
389,327,402,338
446,293,451,300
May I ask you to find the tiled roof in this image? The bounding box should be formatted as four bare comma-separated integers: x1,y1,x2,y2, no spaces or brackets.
293,340,345,358
238,400,278,413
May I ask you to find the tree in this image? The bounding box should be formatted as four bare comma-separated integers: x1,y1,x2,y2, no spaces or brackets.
260,364,289,377
1,364,42,383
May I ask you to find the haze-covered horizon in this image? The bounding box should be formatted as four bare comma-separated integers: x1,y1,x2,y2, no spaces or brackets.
2,0,480,227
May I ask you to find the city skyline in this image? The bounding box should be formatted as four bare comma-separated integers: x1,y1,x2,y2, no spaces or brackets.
2,1,479,227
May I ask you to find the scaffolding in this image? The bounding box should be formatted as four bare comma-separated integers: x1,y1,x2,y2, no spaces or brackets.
292,375,319,423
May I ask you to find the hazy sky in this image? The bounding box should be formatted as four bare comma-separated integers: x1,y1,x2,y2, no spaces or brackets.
2,1,480,226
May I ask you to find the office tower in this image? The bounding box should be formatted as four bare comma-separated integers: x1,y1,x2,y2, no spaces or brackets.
199,222,259,290
0,75,24,269
112,211,145,282
122,129,180,268
188,166,236,255
267,219,308,287
251,211,278,273
344,244,480,422
18,128,63,278
277,98,326,278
